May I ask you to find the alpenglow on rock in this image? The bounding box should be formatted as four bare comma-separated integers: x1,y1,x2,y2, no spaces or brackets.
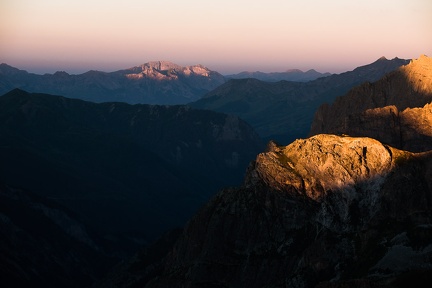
144,134,432,288
246,135,393,201
0,61,226,104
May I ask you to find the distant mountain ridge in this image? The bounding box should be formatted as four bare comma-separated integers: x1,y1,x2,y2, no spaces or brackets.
310,55,432,152
0,61,225,104
225,69,331,82
191,56,409,143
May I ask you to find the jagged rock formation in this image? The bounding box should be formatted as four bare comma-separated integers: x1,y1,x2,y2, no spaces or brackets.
191,57,409,143
310,55,432,152
144,134,432,288
0,61,225,104
225,69,331,82
0,89,263,243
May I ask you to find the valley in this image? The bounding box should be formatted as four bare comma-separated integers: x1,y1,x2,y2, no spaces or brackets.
1,55,431,288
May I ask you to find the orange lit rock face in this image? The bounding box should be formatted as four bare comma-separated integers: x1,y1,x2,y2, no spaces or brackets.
310,55,432,152
400,54,432,95
125,61,212,80
247,134,397,200
401,102,432,145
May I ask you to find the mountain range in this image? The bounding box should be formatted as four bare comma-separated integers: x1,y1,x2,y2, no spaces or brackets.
191,57,409,143
95,55,432,288
1,55,431,288
0,62,330,106
0,61,226,105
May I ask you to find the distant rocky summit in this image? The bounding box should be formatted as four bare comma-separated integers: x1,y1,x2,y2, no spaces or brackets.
310,55,432,152
0,61,225,104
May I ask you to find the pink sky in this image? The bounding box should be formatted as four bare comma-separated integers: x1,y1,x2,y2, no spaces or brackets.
1,0,431,74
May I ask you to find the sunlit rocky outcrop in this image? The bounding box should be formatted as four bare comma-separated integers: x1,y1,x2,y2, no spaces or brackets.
144,134,432,288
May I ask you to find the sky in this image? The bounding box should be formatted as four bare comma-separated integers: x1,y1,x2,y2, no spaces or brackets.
1,0,431,74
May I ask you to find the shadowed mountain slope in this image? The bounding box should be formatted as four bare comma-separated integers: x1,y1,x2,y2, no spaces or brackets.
0,61,225,105
0,89,263,242
190,57,409,143
310,55,432,152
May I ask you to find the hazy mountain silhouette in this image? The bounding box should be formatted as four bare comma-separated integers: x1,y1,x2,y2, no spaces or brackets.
225,69,331,82
191,57,409,144
0,61,225,105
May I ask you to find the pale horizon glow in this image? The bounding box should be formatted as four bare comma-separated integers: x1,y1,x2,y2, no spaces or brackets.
1,0,431,75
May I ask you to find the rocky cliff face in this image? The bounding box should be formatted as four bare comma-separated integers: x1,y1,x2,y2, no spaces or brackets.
145,134,432,288
310,55,432,152
0,61,225,104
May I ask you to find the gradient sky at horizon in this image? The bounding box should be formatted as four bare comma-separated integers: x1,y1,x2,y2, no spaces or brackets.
1,0,431,74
